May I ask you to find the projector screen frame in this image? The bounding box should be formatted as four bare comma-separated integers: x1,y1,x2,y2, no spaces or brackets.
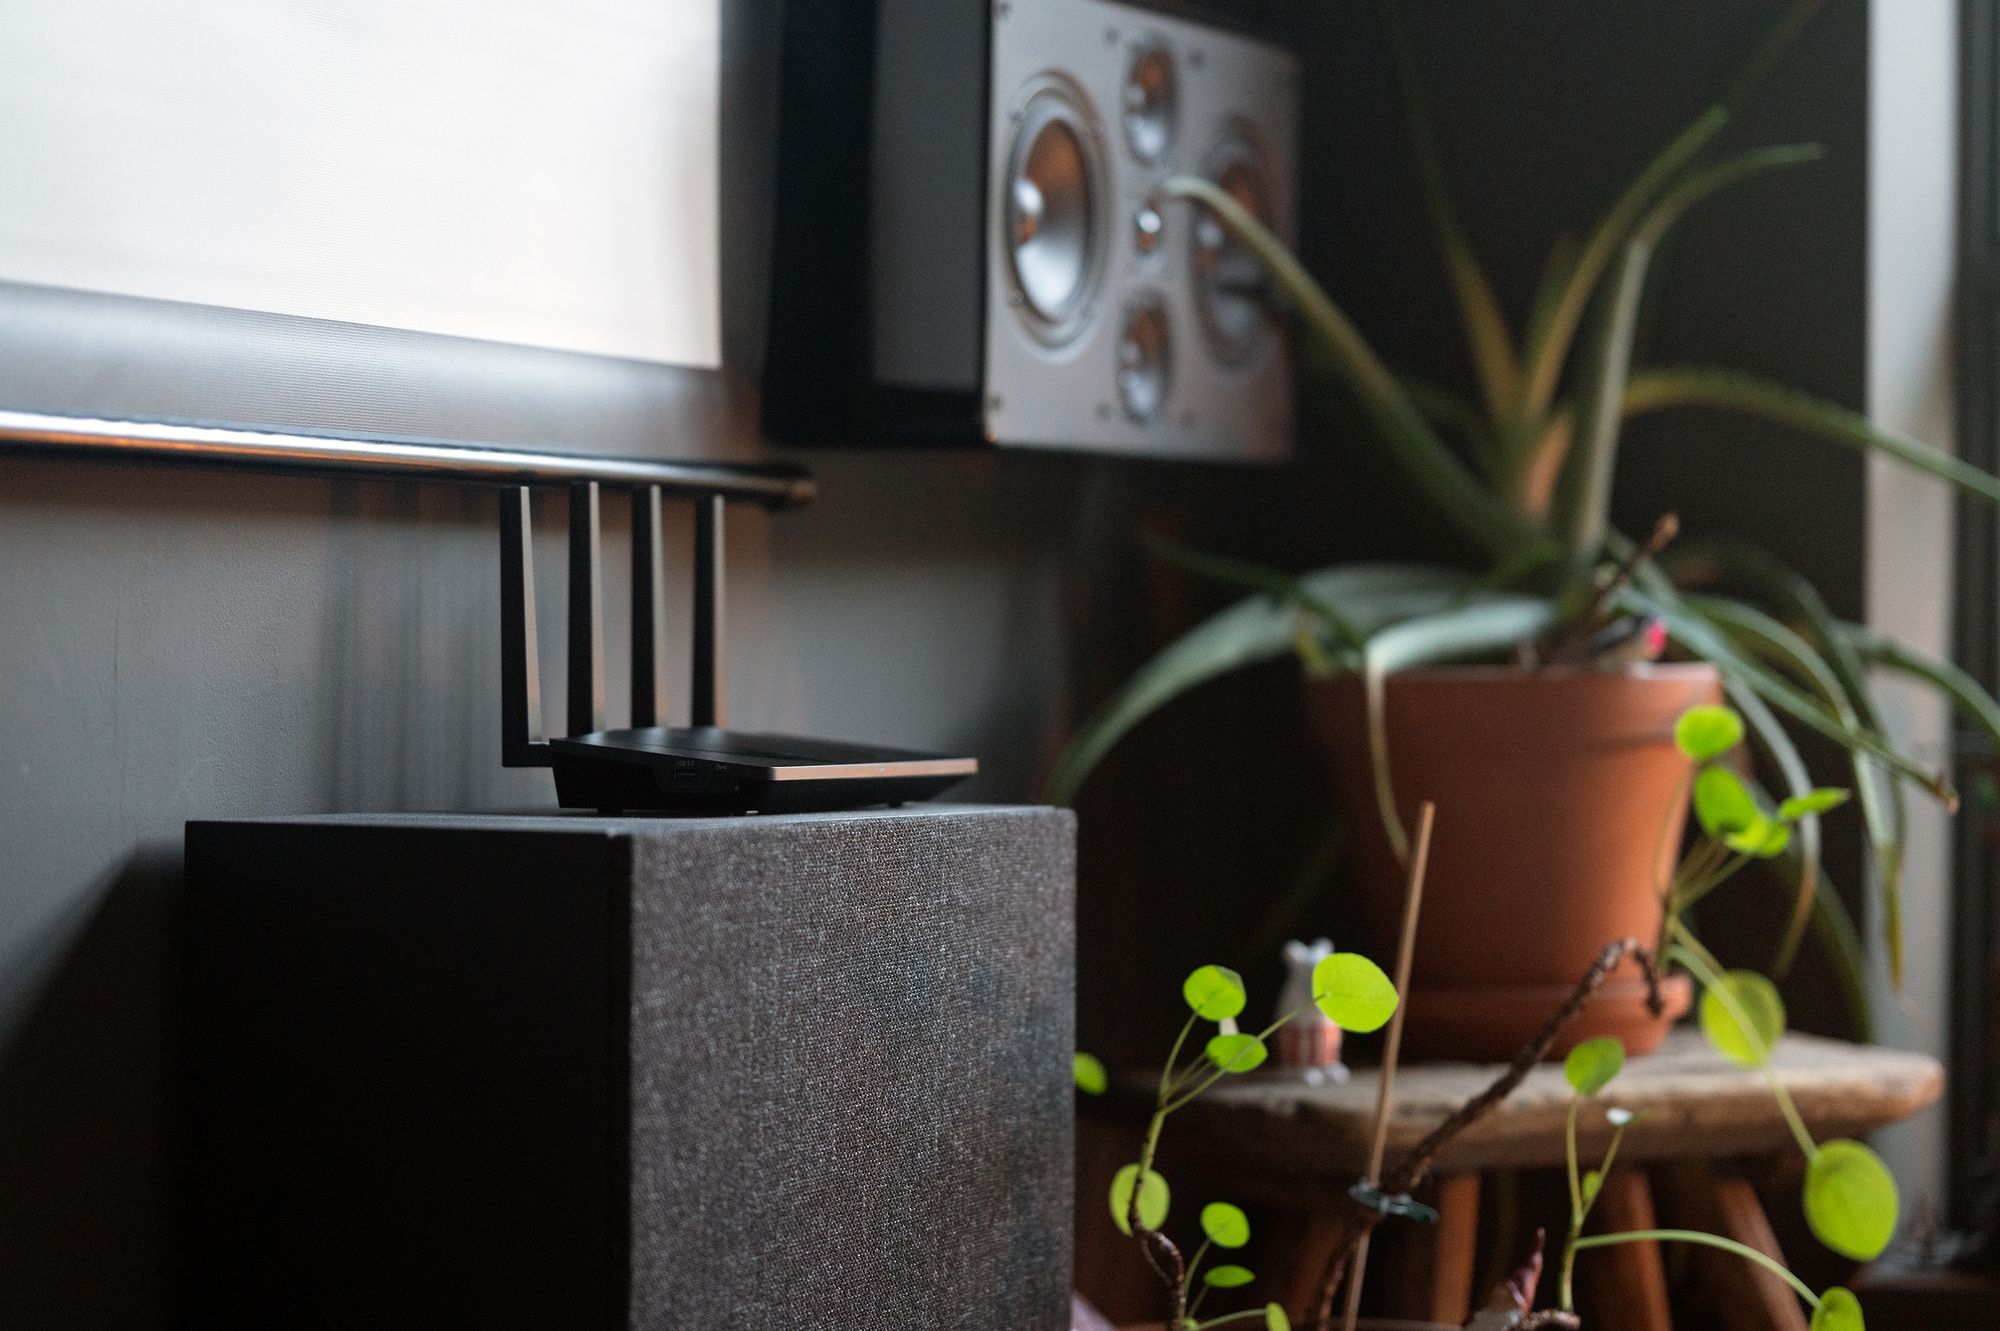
0,0,782,473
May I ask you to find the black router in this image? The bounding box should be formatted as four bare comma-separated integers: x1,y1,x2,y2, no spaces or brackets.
500,483,976,813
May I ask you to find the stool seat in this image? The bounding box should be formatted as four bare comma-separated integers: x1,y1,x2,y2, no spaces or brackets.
1168,1030,1942,1193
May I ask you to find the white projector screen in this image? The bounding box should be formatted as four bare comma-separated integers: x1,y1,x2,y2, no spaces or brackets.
0,0,721,369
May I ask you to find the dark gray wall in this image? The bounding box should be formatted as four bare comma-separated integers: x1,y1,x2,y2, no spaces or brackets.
0,1,1877,1325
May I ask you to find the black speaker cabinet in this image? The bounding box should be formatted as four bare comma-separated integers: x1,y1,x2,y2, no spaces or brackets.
182,806,1075,1329
764,0,1297,460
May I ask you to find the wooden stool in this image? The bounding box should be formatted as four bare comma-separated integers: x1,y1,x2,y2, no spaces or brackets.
1150,1031,1941,1329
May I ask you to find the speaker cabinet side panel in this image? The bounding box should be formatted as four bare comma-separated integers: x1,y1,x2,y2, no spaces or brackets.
181,822,623,1328
625,806,1077,1330
868,0,990,397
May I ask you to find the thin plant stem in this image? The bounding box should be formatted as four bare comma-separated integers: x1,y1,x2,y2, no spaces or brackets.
1158,1012,1200,1104
1653,769,1697,899
1565,1099,1582,1217
1559,1117,1632,1311
1666,928,1820,1161
1673,851,1752,910
1196,1311,1273,1330
1187,1238,1212,1286
1574,1229,1822,1309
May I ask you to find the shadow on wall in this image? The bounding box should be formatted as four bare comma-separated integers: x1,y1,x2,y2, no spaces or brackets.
0,845,182,1328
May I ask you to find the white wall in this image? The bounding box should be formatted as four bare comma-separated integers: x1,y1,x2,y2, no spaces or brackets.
1866,0,1959,1215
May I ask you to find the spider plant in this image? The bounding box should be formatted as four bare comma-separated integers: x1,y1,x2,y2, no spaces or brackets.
1046,0,2000,1022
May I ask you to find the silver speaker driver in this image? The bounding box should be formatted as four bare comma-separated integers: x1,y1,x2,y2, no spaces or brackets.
1192,126,1275,366
1122,39,1176,166
1117,293,1171,424
1003,76,1107,346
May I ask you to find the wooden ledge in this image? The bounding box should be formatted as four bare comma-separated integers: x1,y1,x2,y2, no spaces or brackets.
1157,1030,1942,1192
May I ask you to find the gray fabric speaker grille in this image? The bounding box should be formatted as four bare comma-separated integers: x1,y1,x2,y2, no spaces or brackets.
625,806,1075,1330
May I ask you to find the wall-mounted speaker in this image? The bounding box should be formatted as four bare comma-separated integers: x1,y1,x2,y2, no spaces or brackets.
764,0,1298,461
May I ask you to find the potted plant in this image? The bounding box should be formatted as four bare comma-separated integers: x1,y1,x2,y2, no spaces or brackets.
1047,0,2000,1057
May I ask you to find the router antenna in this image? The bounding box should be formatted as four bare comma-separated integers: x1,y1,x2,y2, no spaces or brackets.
499,486,551,767
691,494,726,727
567,482,605,737
630,485,667,727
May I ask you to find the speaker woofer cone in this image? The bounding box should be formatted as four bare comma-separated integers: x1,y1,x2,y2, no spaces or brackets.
1003,78,1106,346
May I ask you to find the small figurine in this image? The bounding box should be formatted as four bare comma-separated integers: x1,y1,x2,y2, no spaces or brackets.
1275,937,1349,1085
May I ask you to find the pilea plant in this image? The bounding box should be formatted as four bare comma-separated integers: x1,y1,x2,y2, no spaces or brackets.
1083,953,1401,1331
1081,837,1901,1330
1554,1021,1879,1330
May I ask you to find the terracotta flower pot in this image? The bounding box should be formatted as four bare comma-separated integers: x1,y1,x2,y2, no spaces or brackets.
1306,664,1715,1061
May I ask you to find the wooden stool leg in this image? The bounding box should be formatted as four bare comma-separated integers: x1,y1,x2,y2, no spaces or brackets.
1279,1209,1347,1326
1578,1168,1673,1331
1657,1160,1810,1331
1427,1173,1481,1325
1277,1174,1479,1327
1365,1173,1481,1324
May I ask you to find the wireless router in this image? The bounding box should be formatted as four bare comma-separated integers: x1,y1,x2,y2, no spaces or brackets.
499,483,976,813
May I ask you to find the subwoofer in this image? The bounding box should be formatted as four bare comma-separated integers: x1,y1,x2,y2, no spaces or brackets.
763,0,1298,461
182,806,1075,1328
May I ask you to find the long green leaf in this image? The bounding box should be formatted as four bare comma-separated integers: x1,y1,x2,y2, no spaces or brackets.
1552,146,1824,551
1618,585,1955,806
1692,594,1906,982
1770,849,1875,1042
1668,537,1905,975
1519,0,1826,415
1400,376,1505,483
1625,366,2000,510
1845,622,2000,748
1726,682,1826,975
1385,1,1521,424
1362,598,1557,858
1162,175,1546,560
1844,622,2000,989
1045,565,1472,804
1142,533,1367,654
1518,106,1729,416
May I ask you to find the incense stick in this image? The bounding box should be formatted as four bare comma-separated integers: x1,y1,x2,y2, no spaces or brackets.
1340,800,1435,1331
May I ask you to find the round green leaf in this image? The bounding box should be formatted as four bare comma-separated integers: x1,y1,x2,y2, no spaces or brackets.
1810,1287,1865,1331
1676,705,1744,761
1312,952,1398,1033
1694,765,1760,837
1206,1032,1268,1075
1699,969,1786,1066
1264,1304,1291,1331
1805,1140,1899,1260
1183,965,1248,1021
1201,1201,1252,1248
1724,815,1792,859
1073,1052,1108,1096
1564,1036,1626,1096
1109,1164,1170,1235
1204,1264,1255,1289
1779,788,1851,822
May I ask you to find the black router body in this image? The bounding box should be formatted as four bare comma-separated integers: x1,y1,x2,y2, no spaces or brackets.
500,484,975,813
